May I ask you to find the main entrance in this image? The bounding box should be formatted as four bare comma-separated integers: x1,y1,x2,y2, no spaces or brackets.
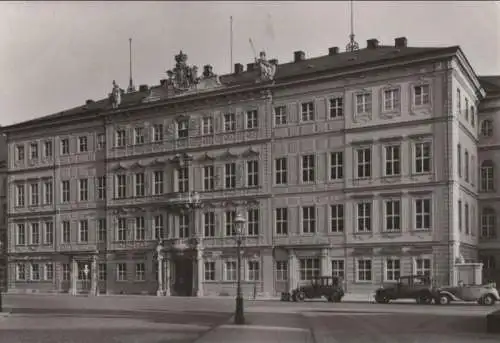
173,257,193,296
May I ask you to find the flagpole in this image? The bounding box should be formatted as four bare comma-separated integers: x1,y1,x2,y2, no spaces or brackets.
230,16,233,73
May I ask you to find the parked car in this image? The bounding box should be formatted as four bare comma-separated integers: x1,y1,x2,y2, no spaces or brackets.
374,275,435,304
435,282,500,305
281,276,344,302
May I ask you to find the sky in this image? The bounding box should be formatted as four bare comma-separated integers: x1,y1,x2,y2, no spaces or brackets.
0,1,499,126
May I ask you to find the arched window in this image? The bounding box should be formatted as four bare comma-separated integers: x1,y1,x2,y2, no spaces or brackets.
481,207,497,239
480,119,493,137
481,160,495,192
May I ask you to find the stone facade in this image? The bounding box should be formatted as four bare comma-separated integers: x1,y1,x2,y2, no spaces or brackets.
2,39,494,297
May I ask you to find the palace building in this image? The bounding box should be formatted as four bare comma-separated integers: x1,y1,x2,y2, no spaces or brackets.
3,36,500,297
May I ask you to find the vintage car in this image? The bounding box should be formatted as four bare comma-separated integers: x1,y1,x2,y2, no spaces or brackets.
374,275,435,304
281,276,344,302
435,282,500,305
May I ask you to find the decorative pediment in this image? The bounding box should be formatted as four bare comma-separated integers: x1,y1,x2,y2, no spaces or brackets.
197,152,215,162
241,148,259,158
219,149,238,160
111,163,126,172
129,162,144,170
149,159,166,167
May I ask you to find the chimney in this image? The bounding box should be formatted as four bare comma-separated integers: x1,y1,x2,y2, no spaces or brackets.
85,99,94,105
234,63,244,74
247,63,256,72
395,37,408,48
366,39,379,49
294,50,305,62
139,84,149,92
328,47,340,56
269,59,278,65
160,79,168,87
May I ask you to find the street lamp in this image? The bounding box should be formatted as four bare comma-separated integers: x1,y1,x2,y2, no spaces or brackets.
233,213,246,325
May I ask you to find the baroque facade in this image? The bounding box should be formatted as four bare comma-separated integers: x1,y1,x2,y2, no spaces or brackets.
3,37,498,297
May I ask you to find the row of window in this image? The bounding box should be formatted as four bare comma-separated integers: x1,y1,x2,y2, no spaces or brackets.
456,88,477,129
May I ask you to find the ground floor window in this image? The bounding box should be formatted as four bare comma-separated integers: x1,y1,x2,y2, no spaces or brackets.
117,263,127,281
331,259,345,279
224,261,237,281
414,258,431,277
299,258,320,281
62,263,70,281
45,263,54,281
16,263,26,281
204,261,215,281
31,263,40,281
247,261,260,281
356,258,372,282
385,258,401,281
135,263,145,281
98,263,106,281
276,261,288,281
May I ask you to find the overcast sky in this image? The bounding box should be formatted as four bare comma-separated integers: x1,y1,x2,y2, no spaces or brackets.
0,1,498,126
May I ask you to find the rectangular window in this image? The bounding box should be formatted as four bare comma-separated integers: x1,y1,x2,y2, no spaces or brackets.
176,120,189,139
16,184,25,207
135,173,145,197
204,261,215,281
97,133,106,150
30,142,38,159
78,136,88,152
117,263,127,281
464,150,469,182
302,155,315,183
465,203,470,234
98,263,106,281
274,105,287,125
385,258,401,281
61,139,70,155
117,218,127,241
414,84,430,106
302,206,316,233
225,210,236,236
201,117,213,135
384,200,401,232
44,140,53,158
30,183,39,206
276,261,288,281
458,200,463,232
329,97,343,118
247,208,259,236
177,167,189,193
44,181,53,205
17,223,26,245
356,93,371,114
332,259,345,279
356,202,372,232
301,102,314,121
299,258,320,281
153,215,164,240
414,142,432,174
31,263,40,281
247,261,260,281
135,216,145,240
224,163,236,189
224,261,237,281
115,130,126,147
275,208,288,235
45,263,54,280
62,221,70,243
465,98,469,121
330,204,344,233
97,219,106,242
79,220,89,242
97,176,106,200
203,212,215,237
179,214,189,238
224,113,236,132
16,264,26,281
135,263,145,281
203,166,215,191
153,124,164,142
44,221,53,245
383,88,400,111
16,145,25,161
275,157,288,185
457,144,462,177
457,88,461,114
415,258,431,277
31,223,40,245
246,160,259,187
134,127,145,145
415,198,432,230
116,174,127,199
62,263,70,281
357,259,372,282
330,152,343,180
356,148,371,178
79,179,88,201
384,145,401,176
62,180,70,203
153,171,164,195
246,110,258,129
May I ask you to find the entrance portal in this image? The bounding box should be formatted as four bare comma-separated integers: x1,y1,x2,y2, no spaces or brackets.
173,257,193,296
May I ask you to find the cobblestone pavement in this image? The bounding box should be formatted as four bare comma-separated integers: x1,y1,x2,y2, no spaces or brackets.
1,294,499,343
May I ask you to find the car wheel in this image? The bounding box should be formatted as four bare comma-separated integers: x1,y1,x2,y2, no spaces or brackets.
481,294,496,306
296,291,305,302
437,294,451,305
333,294,342,303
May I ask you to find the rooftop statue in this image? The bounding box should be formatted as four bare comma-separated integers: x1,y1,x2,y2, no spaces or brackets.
255,51,276,82
110,80,121,109
166,50,199,91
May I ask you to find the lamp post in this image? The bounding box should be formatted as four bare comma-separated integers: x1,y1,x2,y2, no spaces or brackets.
233,213,246,325
156,240,164,296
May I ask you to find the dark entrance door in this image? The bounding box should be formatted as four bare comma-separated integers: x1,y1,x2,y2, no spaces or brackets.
173,257,193,296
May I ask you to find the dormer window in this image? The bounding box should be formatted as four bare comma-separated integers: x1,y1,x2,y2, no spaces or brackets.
177,120,189,139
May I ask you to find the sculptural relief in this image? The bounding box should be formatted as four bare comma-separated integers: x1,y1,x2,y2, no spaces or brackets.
255,51,277,82
110,80,122,109
166,50,199,91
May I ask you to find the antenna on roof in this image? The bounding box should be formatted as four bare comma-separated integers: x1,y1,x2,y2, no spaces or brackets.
345,0,359,52
249,38,257,59
230,16,234,73
127,38,136,93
